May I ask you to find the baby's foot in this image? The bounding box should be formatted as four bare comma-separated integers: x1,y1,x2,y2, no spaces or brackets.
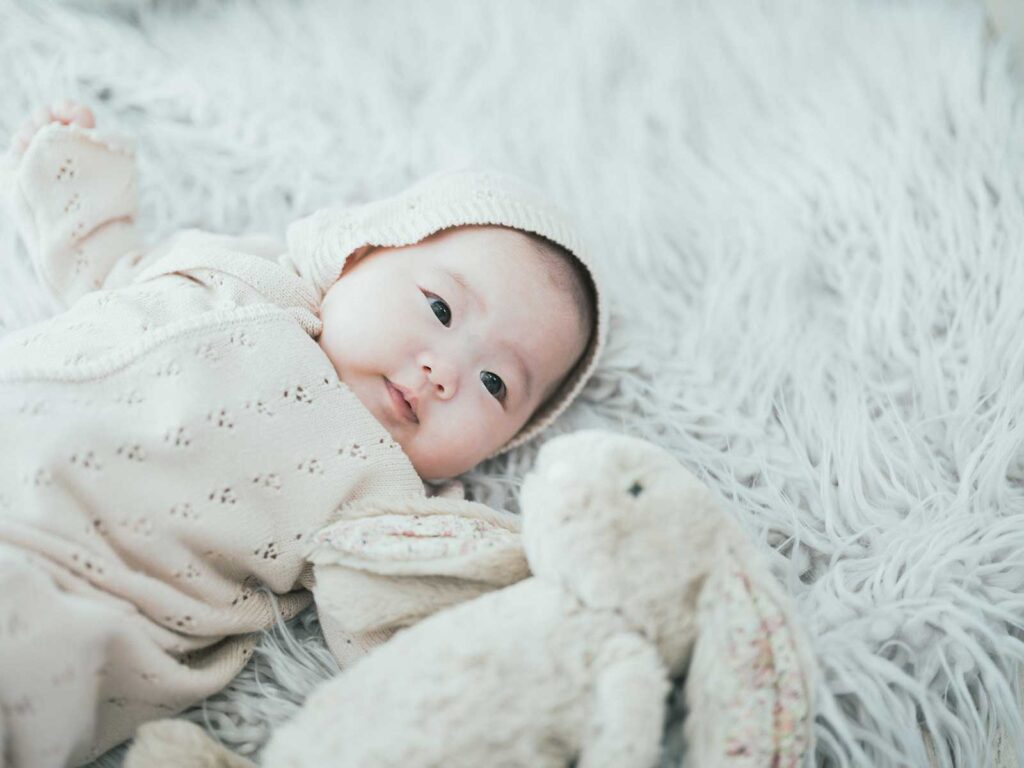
7,99,96,160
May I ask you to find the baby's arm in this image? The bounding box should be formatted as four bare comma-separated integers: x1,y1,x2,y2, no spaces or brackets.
1,100,144,306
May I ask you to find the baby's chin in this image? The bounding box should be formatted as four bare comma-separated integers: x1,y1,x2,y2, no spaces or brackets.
405,441,482,484
407,448,460,484
397,413,511,480
364,397,438,478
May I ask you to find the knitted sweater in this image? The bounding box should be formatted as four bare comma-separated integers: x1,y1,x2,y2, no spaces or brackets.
0,124,538,766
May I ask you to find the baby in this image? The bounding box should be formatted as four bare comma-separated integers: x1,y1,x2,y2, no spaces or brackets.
0,101,608,767
6,103,599,484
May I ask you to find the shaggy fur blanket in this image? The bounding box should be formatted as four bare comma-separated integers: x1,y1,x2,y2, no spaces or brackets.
1,0,1023,766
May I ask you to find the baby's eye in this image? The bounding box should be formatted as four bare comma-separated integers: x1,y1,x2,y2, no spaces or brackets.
428,295,452,327
480,371,507,402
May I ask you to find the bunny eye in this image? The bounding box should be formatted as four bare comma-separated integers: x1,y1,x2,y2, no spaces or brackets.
627,481,644,497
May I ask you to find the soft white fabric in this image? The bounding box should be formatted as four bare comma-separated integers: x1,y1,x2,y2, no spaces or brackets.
3,0,1024,767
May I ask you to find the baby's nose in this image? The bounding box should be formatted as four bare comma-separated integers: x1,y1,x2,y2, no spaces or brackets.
423,359,460,397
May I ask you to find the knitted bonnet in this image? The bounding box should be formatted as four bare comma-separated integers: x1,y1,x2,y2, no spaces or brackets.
280,168,609,461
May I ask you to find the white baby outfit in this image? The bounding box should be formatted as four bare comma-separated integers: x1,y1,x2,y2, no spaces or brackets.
0,122,609,767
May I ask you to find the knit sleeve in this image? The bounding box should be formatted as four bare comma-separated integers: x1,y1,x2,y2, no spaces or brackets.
303,494,530,669
0,121,144,306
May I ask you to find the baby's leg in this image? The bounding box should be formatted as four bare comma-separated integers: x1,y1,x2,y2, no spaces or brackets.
0,545,169,768
0,546,123,767
0,544,257,767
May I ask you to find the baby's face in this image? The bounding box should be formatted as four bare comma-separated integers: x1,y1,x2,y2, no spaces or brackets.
317,225,588,481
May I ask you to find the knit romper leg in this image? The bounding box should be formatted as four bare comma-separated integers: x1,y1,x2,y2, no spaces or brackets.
0,543,258,768
0,544,131,768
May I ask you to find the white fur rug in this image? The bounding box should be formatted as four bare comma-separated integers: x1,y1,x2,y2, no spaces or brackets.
2,0,1024,766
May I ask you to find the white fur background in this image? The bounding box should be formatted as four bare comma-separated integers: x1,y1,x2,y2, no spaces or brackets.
2,0,1024,766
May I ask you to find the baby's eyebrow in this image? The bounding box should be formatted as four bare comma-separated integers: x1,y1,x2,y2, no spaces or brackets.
449,269,486,313
501,337,534,404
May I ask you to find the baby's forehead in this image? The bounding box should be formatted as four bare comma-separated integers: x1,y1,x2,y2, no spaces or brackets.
437,224,541,266
444,223,534,249
376,223,557,291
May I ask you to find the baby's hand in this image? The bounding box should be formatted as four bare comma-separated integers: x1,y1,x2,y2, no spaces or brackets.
7,99,96,159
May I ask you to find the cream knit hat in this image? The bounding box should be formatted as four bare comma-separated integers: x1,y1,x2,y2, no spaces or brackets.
281,168,609,461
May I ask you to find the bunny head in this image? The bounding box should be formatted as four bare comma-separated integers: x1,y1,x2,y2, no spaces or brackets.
520,429,728,674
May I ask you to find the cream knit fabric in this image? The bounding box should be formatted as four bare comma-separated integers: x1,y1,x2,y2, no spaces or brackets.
0,122,608,767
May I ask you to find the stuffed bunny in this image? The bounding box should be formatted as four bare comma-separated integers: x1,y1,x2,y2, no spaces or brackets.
126,429,816,768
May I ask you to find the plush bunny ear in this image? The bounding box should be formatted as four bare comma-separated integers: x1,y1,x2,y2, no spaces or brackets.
682,532,816,767
306,495,527,584
305,494,530,668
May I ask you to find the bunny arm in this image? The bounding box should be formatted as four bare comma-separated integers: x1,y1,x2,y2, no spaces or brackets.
302,493,530,669
577,632,671,768
0,121,149,306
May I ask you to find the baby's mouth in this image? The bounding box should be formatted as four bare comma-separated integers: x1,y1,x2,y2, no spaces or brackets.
385,377,419,424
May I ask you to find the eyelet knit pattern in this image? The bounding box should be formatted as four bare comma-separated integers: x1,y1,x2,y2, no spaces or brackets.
4,121,143,305
0,125,427,766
